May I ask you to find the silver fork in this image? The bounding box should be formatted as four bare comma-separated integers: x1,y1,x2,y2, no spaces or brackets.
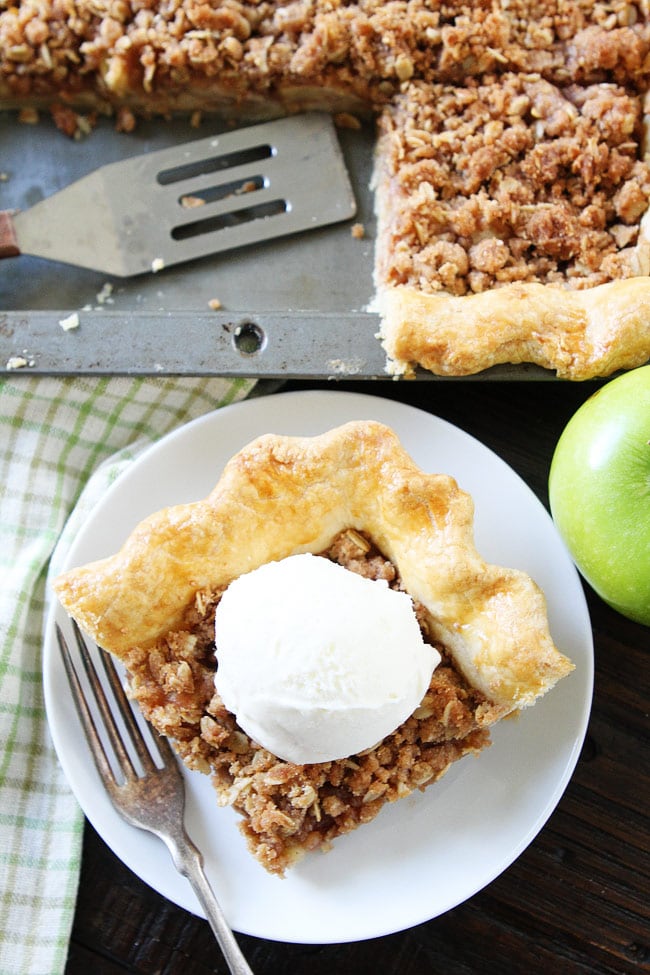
56,621,254,975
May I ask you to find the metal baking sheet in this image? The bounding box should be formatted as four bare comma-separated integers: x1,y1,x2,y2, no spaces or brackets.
0,110,549,379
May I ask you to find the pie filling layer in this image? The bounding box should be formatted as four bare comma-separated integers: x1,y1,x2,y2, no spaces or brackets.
120,529,506,875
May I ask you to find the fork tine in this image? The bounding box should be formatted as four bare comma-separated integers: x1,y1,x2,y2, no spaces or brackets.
146,726,180,767
56,623,118,787
94,641,160,775
67,620,145,783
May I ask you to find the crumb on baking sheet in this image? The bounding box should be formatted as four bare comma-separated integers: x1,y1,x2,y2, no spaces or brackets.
17,108,39,125
6,353,34,369
351,222,365,239
151,257,165,273
58,312,80,331
180,195,206,208
115,107,136,133
208,298,223,310
50,103,96,139
96,282,114,304
327,357,364,374
6,356,28,370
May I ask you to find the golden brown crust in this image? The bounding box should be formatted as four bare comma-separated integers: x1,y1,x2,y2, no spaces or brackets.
54,420,572,711
379,278,650,378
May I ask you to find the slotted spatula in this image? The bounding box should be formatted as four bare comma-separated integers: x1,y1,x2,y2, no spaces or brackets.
0,112,356,277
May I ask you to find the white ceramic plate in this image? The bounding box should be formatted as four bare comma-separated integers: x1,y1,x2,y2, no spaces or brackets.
43,390,593,944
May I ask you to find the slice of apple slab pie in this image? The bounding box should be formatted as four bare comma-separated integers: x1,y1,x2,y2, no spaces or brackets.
54,420,573,875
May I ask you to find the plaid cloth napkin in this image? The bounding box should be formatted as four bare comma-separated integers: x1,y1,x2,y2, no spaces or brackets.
0,374,255,975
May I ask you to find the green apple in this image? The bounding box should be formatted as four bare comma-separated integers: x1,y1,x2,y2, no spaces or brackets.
549,364,650,626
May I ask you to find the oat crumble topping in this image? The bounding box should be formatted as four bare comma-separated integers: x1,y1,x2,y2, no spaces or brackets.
375,75,650,294
120,529,504,875
1,2,649,109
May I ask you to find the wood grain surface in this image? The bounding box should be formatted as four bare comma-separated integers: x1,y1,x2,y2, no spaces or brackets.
63,378,649,975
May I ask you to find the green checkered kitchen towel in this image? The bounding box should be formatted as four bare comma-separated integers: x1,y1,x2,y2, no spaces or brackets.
0,374,255,975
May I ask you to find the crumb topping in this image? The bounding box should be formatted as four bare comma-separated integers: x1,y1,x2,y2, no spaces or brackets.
121,528,503,875
375,75,650,294
2,1,649,106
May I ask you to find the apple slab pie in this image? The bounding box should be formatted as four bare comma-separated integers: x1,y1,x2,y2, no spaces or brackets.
2,1,650,377
54,421,573,875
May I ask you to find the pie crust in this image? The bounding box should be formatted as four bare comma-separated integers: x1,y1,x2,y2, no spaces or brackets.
54,420,572,713
378,277,650,379
54,420,573,872
3,1,650,377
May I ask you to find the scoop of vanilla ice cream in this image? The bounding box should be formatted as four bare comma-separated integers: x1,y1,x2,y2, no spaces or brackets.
214,553,440,764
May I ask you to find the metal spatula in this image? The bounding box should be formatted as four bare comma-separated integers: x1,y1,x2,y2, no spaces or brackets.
0,112,356,277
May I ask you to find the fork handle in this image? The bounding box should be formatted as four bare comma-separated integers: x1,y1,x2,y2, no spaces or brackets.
165,831,255,975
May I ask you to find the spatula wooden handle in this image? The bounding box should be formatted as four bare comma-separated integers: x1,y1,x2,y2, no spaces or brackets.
0,210,20,258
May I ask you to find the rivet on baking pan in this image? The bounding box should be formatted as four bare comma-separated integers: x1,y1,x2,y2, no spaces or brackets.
232,320,266,356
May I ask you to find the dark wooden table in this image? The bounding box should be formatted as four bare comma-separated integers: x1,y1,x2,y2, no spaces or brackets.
64,378,649,975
